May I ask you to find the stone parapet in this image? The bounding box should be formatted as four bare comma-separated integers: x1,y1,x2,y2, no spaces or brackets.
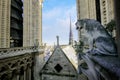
0,46,45,59
0,51,34,80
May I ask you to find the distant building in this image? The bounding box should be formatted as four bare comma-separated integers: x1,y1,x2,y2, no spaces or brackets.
0,0,43,48
40,36,78,80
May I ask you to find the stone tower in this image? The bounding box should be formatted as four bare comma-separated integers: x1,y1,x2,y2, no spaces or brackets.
0,0,43,48
69,16,73,45
76,0,114,41
76,0,114,25
23,0,43,47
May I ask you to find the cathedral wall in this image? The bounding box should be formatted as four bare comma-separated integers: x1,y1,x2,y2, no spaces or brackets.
23,0,43,47
0,0,11,48
76,0,96,20
100,0,114,25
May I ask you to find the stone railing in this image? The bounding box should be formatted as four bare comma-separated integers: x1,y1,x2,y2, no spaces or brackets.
0,46,45,59
79,54,120,80
0,46,45,80
0,51,34,80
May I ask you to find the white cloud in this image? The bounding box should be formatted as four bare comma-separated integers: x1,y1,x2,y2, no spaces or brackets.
43,4,78,45
43,8,62,20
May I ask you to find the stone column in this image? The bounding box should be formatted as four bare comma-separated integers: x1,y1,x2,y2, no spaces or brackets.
23,0,43,47
28,67,32,80
19,75,24,80
26,67,29,80
114,0,120,57
17,70,20,80
19,69,24,80
38,0,43,46
11,73,18,80
23,0,32,47
11,70,20,80
24,69,26,80
0,0,11,48
17,75,20,80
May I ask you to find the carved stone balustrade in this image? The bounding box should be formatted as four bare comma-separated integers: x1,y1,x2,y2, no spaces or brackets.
0,46,45,59
0,46,45,80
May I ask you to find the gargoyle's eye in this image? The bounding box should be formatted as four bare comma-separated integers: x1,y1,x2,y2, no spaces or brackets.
80,26,83,29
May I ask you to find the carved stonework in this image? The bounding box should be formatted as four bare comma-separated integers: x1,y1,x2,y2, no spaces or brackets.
0,51,34,80
0,46,44,59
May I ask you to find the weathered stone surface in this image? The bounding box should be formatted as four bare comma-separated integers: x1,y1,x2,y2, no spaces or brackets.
40,46,78,80
90,55,120,77
0,46,44,59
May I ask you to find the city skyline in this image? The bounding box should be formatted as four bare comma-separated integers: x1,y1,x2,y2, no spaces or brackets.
42,0,78,45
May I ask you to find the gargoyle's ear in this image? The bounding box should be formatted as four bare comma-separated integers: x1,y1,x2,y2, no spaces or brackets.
75,22,77,26
75,21,79,29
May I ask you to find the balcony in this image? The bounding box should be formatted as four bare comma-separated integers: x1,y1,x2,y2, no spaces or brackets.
0,46,44,79
0,46,44,59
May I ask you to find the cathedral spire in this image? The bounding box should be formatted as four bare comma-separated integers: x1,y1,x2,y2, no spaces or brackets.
69,16,73,45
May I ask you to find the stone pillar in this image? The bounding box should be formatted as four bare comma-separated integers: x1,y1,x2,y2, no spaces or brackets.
17,75,20,80
12,73,18,80
20,69,24,80
11,70,20,80
76,0,96,20
26,67,29,80
114,0,120,57
24,70,26,80
28,67,32,80
23,0,33,47
23,0,43,47
17,71,20,80
38,0,43,46
19,75,24,80
23,67,27,80
0,0,11,48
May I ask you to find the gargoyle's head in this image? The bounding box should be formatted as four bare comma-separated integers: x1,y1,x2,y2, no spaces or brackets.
75,20,86,30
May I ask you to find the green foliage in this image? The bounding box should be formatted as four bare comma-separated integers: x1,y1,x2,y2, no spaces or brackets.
74,40,84,53
106,20,116,32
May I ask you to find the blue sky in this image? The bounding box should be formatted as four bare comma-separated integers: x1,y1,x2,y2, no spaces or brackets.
42,0,78,45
